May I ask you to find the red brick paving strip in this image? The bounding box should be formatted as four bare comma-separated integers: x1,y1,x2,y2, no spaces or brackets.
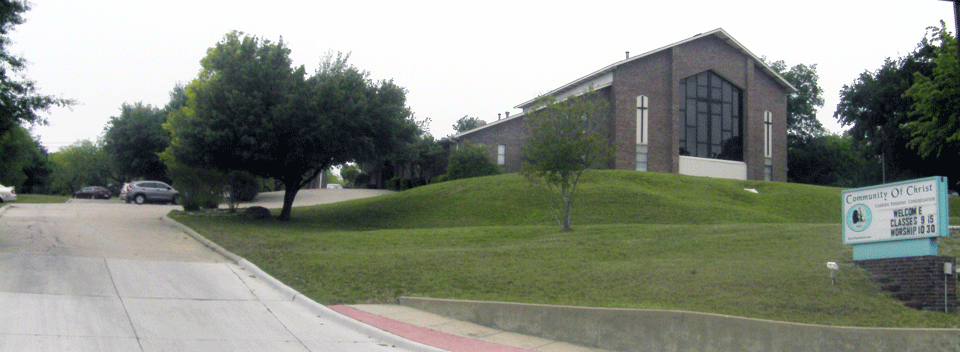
329,305,537,352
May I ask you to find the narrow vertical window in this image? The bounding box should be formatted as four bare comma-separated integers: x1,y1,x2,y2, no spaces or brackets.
763,111,773,158
636,95,649,145
497,144,506,165
635,95,649,171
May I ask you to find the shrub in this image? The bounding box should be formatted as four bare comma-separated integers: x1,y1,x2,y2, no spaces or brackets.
447,144,501,180
386,177,403,191
228,171,260,202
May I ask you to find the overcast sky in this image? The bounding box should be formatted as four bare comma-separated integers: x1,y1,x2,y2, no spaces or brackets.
9,0,958,152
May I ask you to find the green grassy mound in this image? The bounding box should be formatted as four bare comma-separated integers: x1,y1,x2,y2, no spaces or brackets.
171,171,959,328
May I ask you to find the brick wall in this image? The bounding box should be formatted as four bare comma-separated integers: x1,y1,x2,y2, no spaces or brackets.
855,255,957,311
457,117,527,173
456,32,790,181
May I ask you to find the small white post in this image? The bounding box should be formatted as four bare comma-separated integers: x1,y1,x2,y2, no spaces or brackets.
827,262,839,286
945,262,954,313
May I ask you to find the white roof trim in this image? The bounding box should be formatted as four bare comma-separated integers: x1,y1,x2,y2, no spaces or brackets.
516,28,797,109
451,111,527,139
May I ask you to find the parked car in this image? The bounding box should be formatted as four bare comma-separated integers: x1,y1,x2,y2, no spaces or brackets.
326,183,343,189
0,184,15,203
119,183,129,201
122,181,179,205
73,186,111,199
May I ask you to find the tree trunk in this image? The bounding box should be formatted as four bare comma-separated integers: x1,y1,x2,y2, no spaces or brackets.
561,181,573,231
278,176,301,221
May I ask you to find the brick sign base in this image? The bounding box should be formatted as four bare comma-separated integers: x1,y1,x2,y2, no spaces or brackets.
855,255,957,311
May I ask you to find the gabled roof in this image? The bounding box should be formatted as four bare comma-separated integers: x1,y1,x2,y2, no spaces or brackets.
452,28,798,140
450,111,526,140
516,28,797,109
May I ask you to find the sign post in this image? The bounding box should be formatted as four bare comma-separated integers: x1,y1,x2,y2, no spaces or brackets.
842,176,950,260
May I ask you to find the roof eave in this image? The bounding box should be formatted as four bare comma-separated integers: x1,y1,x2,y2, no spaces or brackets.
516,29,797,110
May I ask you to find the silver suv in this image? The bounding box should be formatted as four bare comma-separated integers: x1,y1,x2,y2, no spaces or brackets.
122,181,179,205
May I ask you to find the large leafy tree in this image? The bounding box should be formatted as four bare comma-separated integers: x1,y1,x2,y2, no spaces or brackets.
764,59,826,145
102,102,170,182
0,0,72,135
834,35,938,184
18,135,52,193
521,92,612,231
166,33,417,220
834,27,952,184
49,139,112,195
904,24,960,188
0,124,34,186
764,58,831,185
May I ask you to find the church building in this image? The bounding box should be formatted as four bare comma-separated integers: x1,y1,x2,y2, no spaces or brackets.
451,28,795,182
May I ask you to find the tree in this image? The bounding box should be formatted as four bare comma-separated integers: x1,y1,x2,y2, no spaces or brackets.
102,102,170,182
165,33,417,220
904,24,960,188
764,58,833,185
787,133,875,187
452,115,481,133
49,140,112,195
764,59,826,146
446,143,501,180
0,1,73,135
834,35,939,184
0,124,34,187
339,164,360,186
521,92,612,231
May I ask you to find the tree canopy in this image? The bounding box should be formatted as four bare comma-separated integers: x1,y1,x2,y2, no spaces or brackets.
165,32,417,220
102,102,170,182
834,33,939,184
835,25,959,188
0,0,72,135
49,139,111,194
452,115,481,133
904,24,960,161
764,59,826,145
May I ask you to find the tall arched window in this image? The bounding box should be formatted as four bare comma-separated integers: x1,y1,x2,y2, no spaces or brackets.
678,71,743,161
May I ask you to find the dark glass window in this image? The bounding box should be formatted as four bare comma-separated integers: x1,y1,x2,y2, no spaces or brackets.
678,71,743,161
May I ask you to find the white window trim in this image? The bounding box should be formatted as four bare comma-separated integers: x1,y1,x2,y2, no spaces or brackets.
497,144,506,165
636,95,649,145
763,111,773,158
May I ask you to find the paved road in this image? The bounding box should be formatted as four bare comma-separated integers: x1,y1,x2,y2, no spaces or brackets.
0,189,444,352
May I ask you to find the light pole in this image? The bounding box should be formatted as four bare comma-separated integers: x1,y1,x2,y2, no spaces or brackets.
942,0,960,69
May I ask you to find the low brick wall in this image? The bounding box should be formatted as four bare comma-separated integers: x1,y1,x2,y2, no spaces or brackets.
400,297,960,352
854,255,957,311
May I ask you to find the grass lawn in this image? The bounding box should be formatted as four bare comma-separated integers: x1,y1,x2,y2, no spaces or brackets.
170,171,960,328
7,194,70,203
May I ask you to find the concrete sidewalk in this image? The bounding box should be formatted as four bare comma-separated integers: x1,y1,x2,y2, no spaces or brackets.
160,191,612,352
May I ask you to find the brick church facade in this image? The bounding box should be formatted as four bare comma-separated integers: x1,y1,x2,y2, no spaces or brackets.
451,29,795,182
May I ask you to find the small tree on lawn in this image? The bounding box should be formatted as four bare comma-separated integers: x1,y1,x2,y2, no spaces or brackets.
521,91,612,231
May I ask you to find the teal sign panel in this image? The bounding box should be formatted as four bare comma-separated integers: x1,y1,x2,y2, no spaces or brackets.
841,176,950,260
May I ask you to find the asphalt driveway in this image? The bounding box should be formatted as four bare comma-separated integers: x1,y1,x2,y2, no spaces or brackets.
0,189,447,352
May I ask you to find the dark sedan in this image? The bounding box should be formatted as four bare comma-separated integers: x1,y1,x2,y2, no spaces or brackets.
74,186,112,199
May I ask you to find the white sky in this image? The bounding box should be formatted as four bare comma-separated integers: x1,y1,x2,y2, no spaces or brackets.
9,0,958,152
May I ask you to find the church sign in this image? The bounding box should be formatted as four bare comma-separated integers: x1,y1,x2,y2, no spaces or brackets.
842,176,950,260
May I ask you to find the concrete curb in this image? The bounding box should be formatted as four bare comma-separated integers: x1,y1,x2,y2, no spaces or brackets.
161,215,450,352
401,297,960,352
